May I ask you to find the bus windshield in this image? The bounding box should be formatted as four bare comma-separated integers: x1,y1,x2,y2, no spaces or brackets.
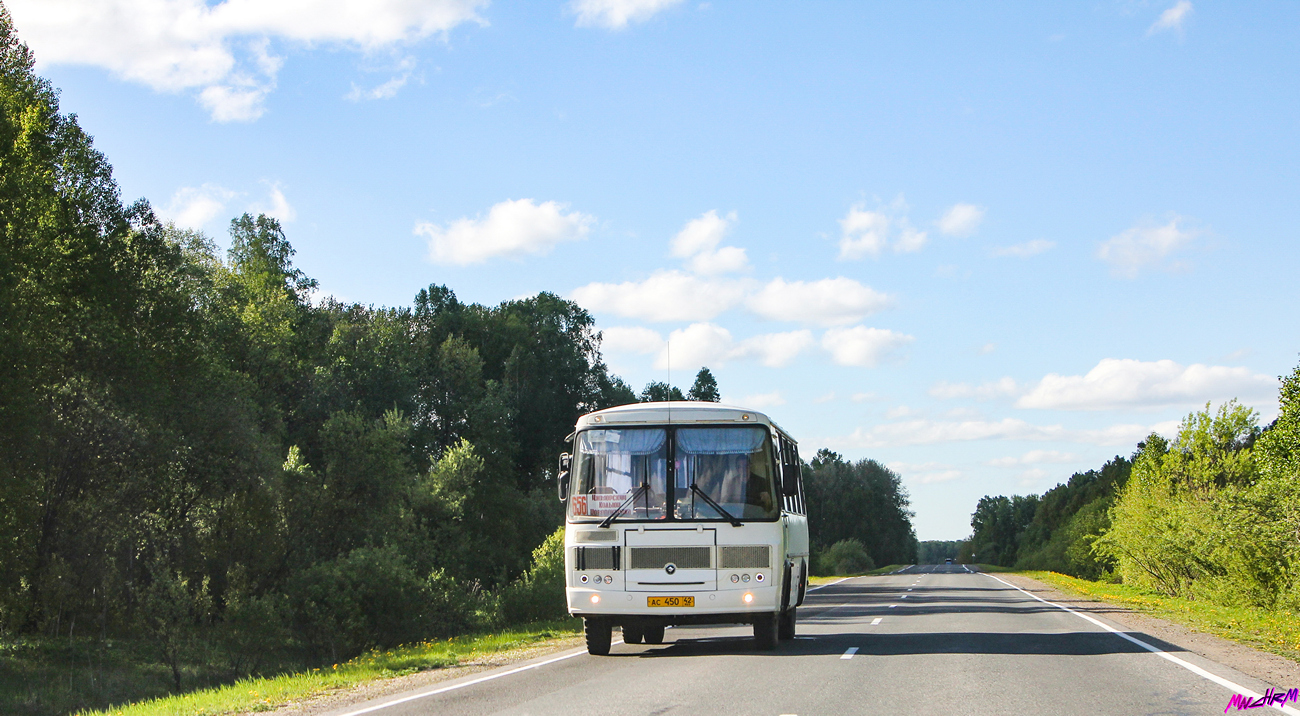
569,426,777,523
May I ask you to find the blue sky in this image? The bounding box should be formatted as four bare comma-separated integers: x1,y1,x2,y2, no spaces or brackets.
13,0,1299,539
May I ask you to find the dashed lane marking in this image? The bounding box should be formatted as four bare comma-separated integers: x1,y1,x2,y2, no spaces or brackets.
841,647,859,660
871,617,883,625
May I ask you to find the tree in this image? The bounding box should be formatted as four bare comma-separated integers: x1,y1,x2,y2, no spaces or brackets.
687,367,720,402
640,381,685,402
804,450,917,566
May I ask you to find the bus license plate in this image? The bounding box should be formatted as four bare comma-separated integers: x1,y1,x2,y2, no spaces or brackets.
647,596,694,608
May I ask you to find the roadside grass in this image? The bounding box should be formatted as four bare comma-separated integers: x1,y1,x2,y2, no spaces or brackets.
63,619,581,716
971,563,1016,573
1019,570,1300,663
809,564,907,584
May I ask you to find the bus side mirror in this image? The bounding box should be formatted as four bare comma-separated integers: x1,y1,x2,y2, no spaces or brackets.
781,462,800,497
557,453,572,501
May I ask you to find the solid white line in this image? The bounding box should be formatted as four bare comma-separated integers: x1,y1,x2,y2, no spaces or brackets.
841,647,859,660
808,576,853,592
871,617,883,625
333,640,624,716
983,574,1300,715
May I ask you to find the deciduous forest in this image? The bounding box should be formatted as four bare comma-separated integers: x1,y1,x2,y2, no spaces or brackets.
0,13,916,713
965,366,1300,612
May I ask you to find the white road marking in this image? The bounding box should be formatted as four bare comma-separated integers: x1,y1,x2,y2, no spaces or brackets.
889,604,898,608
871,617,883,625
808,576,853,592
841,647,859,660
333,640,624,715
907,588,913,591
983,574,1300,715
901,595,908,599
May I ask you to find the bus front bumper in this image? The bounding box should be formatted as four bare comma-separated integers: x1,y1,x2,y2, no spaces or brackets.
567,585,779,617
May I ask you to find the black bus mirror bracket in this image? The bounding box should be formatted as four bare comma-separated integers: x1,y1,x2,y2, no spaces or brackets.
557,453,572,501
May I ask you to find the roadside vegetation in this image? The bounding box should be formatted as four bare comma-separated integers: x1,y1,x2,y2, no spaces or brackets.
964,355,1300,653
0,12,920,716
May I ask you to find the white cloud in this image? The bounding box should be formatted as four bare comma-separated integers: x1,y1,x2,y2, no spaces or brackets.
836,418,1165,449
251,183,296,223
7,0,485,121
418,198,593,265
670,210,749,275
991,239,1054,258
886,405,920,419
889,462,963,485
570,0,684,29
345,56,417,101
571,271,748,322
813,392,836,404
747,277,893,326
821,326,914,367
987,450,1080,468
1016,358,1277,411
838,200,928,259
1018,468,1050,487
937,203,985,237
160,183,237,229
978,343,997,355
929,377,1019,400
731,391,786,409
1149,1,1192,35
1097,217,1195,278
600,326,664,355
655,323,814,370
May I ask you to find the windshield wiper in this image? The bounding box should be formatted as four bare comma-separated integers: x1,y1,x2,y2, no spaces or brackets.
599,482,648,529
689,483,742,527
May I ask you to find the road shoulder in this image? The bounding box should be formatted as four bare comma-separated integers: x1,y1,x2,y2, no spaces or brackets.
998,572,1300,689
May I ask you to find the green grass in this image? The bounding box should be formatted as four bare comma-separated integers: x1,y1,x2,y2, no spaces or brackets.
808,564,908,584
1,619,582,716
1019,570,1300,663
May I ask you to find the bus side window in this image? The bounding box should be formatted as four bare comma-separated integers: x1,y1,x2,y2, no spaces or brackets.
792,444,805,514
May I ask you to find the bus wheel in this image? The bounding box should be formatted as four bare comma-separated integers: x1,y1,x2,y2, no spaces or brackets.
585,617,612,656
623,624,644,644
779,607,796,640
753,612,779,650
643,624,665,644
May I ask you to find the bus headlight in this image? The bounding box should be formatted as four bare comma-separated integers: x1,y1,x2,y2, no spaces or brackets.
580,574,589,584
743,593,754,604
731,574,740,583
756,573,764,582
591,594,601,604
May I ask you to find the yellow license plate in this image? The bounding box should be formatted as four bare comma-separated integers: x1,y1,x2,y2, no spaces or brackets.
647,596,694,608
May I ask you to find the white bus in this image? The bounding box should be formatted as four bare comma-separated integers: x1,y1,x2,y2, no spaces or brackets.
557,402,810,655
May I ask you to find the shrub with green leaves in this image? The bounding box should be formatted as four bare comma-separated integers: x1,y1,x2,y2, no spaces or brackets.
816,539,875,575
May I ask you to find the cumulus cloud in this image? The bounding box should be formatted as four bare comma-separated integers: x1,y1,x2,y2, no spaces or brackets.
838,199,927,259
571,271,749,322
7,0,484,121
821,326,914,367
1016,358,1277,411
991,239,1054,258
746,277,893,326
655,323,814,370
730,391,786,409
251,183,296,223
570,0,684,29
670,210,749,275
987,450,1080,467
417,198,593,265
937,203,985,237
1097,217,1195,278
1149,1,1192,35
345,56,417,101
837,418,1167,449
929,377,1019,401
888,461,963,484
159,183,237,229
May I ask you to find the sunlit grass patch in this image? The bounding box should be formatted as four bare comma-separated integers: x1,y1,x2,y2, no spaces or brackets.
1021,571,1300,663
76,619,582,716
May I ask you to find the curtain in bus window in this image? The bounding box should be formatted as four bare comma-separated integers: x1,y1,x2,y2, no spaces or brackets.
675,427,777,520
572,428,668,521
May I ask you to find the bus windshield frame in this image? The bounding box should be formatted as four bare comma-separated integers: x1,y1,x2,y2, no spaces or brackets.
567,425,779,524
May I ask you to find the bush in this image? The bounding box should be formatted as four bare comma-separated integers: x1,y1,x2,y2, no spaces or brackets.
498,526,568,624
816,539,875,575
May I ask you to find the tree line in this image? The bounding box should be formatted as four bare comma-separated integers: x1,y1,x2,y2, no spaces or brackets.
964,359,1300,612
0,11,917,708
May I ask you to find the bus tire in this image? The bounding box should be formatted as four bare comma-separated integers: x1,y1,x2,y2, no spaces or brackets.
779,607,796,640
753,612,779,650
796,560,808,606
585,617,612,656
623,624,644,644
643,624,665,644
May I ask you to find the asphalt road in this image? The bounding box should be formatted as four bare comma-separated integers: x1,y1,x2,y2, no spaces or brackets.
325,565,1299,716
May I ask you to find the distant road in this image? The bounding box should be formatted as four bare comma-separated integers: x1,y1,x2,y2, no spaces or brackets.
323,564,1297,716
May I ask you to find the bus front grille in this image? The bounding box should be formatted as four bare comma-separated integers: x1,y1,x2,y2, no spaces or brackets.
575,546,620,570
719,545,770,569
630,546,711,570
